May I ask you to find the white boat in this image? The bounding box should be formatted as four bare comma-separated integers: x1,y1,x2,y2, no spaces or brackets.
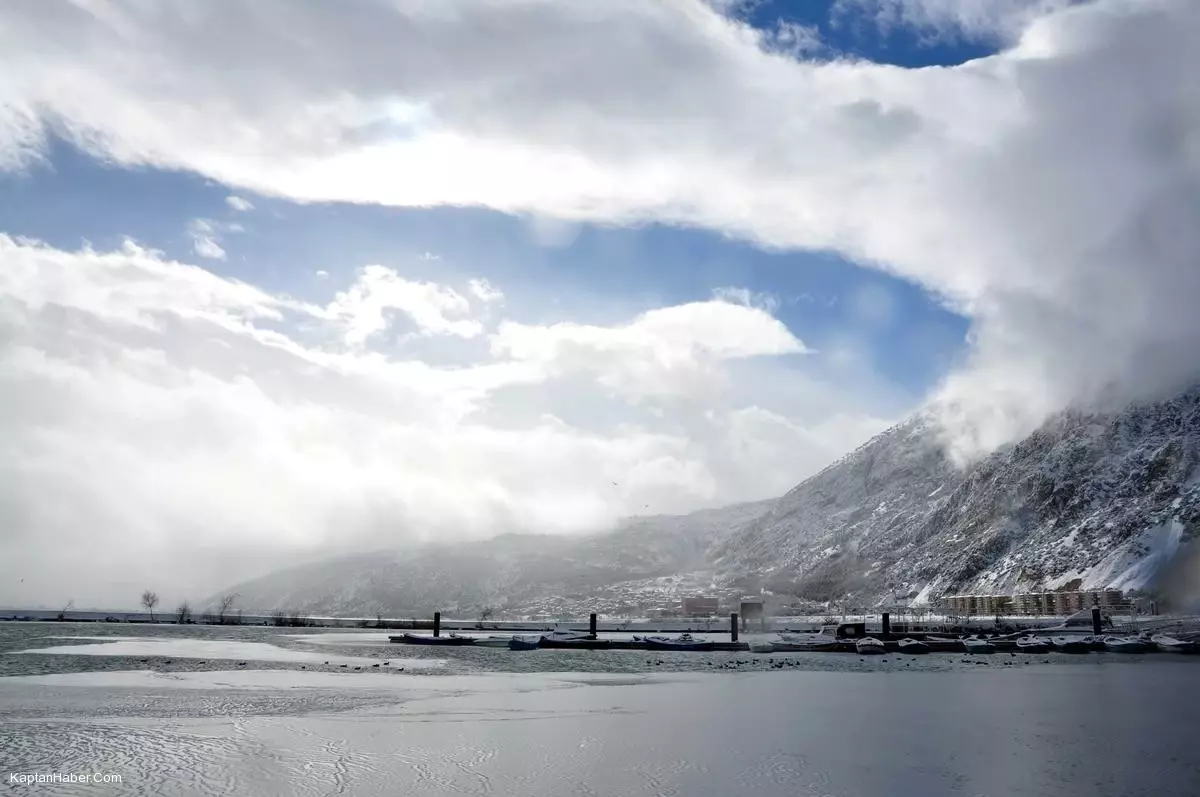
1101,635,1148,653
1151,634,1198,654
856,637,886,655
748,641,775,653
644,633,714,651
1050,636,1093,653
1015,635,1050,653
897,638,929,654
962,637,995,653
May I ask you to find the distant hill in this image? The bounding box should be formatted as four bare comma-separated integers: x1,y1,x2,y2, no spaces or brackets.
209,501,773,617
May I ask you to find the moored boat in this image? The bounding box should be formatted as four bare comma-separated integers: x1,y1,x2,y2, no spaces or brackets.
539,630,609,649
473,636,516,648
962,636,995,653
1050,636,1092,653
1151,634,1198,654
508,635,540,651
897,638,929,654
748,641,776,653
644,633,715,651
391,633,475,646
1101,635,1148,653
1015,635,1050,653
856,637,886,655
770,639,843,652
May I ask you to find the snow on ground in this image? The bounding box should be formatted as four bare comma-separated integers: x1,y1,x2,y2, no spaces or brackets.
14,636,442,669
0,668,660,692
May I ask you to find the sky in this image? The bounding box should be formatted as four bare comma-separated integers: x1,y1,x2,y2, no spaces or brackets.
1,0,1198,608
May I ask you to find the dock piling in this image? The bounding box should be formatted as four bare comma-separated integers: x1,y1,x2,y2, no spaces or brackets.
881,612,891,640
589,613,597,637
433,612,441,637
730,612,739,643
1090,607,1101,636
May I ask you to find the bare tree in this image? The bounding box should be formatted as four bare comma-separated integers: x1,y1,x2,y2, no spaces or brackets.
56,599,75,622
176,601,192,625
216,593,238,625
141,590,160,622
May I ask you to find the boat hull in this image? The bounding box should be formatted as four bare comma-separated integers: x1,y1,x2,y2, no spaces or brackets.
856,639,886,655
897,639,929,654
644,639,715,651
390,633,474,646
539,638,610,649
1016,638,1051,654
1152,635,1198,654
771,641,843,653
962,640,995,654
1050,637,1093,653
508,637,539,651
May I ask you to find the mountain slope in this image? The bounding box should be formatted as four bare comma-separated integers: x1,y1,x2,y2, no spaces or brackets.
213,500,772,616
712,386,1200,606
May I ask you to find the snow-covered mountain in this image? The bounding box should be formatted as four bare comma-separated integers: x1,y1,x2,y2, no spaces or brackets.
711,385,1200,607
213,500,773,617
214,386,1200,616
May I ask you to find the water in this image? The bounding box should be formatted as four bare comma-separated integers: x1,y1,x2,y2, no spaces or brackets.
2,622,1198,796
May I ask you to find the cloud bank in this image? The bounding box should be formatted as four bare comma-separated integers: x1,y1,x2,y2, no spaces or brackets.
0,235,891,604
4,0,1197,462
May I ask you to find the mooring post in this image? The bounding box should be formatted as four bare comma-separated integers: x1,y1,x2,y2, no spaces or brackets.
589,613,597,637
881,612,891,640
730,612,739,643
1090,607,1102,636
433,611,441,637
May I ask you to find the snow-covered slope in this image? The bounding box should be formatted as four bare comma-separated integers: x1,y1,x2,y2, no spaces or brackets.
711,385,1200,605
212,500,772,616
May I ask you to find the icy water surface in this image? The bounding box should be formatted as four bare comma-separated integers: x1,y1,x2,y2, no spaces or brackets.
2,622,1199,796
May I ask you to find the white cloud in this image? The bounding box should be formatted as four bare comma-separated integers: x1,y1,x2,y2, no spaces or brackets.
831,0,1075,44
0,236,888,605
492,298,806,402
468,278,504,303
225,194,254,212
325,264,485,345
187,218,226,260
712,286,780,313
1,0,1193,456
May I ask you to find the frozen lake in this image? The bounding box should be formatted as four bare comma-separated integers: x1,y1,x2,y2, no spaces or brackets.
2,622,1199,796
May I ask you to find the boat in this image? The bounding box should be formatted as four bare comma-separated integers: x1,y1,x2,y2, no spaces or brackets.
748,641,775,653
472,636,516,648
1101,635,1148,653
1151,634,1198,654
644,633,714,652
390,633,475,646
856,637,886,655
770,639,843,652
897,638,929,654
1049,636,1093,653
508,635,540,651
962,636,995,653
538,630,609,649
1015,635,1050,653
